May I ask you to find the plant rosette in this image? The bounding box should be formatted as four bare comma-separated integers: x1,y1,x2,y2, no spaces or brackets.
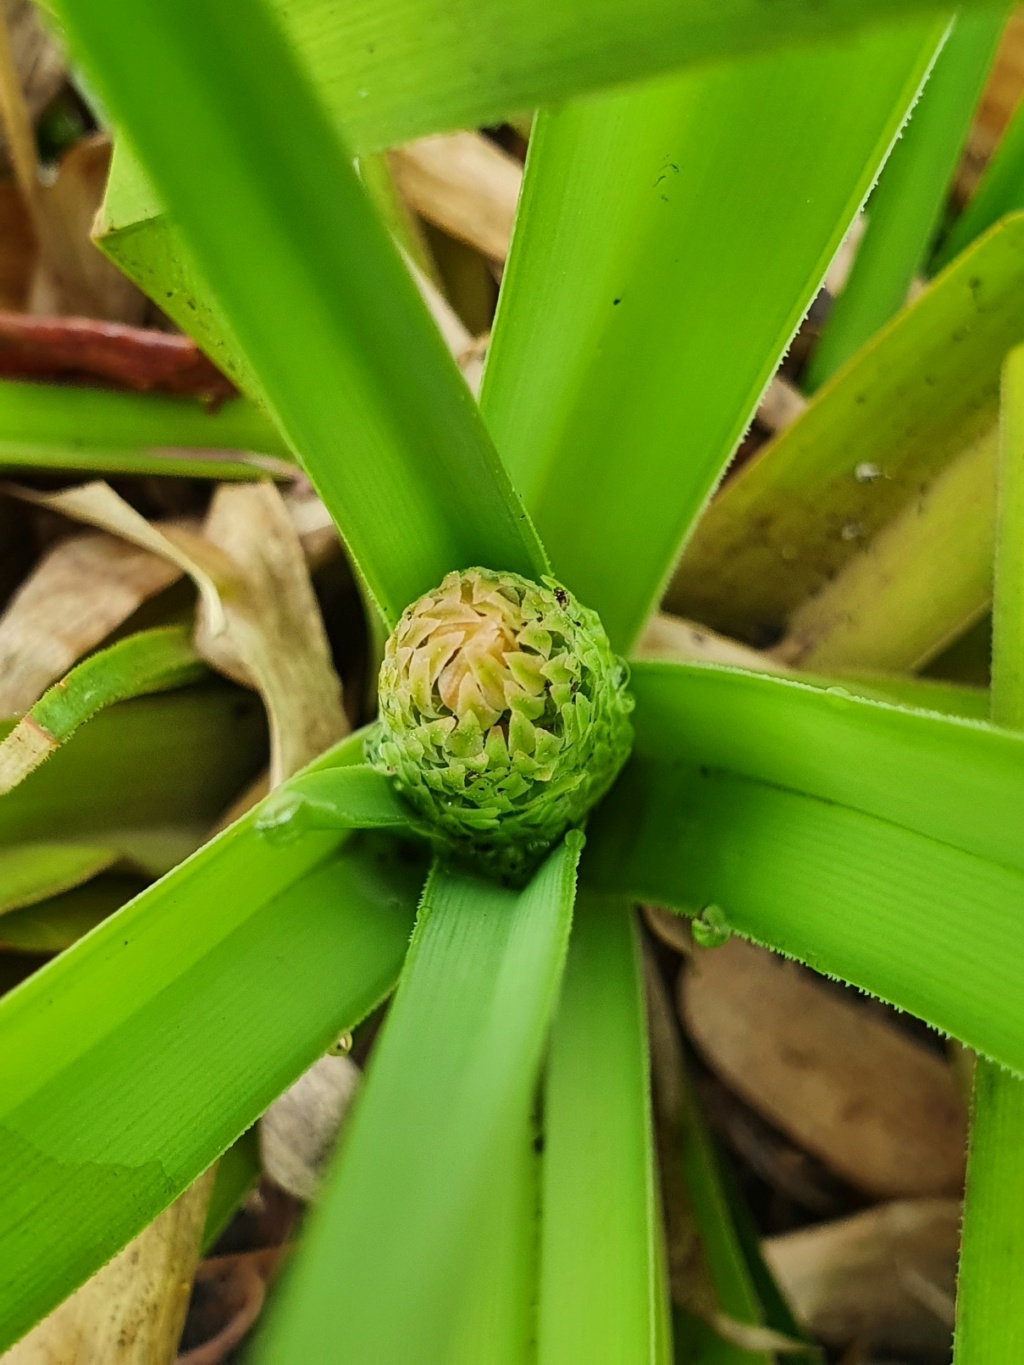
366,566,634,879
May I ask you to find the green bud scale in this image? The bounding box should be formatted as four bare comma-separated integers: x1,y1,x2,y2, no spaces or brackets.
366,567,634,879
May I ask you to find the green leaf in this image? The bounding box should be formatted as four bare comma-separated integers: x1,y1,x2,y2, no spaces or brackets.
952,344,1024,1362
54,0,546,624
254,765,413,840
591,670,1024,1070
953,1060,1024,1359
777,424,995,671
0,844,119,915
0,876,146,955
254,836,583,1365
594,752,1024,1071
93,0,996,174
934,73,1024,270
991,345,1024,724
447,1116,537,1365
807,8,1006,387
202,1127,261,1254
0,379,291,481
830,669,989,716
0,686,267,870
669,213,1024,644
538,893,668,1363
0,627,207,795
0,819,422,1351
627,661,1024,873
482,22,944,648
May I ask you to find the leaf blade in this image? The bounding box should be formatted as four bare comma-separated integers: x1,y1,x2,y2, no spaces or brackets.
0,802,421,1349
592,751,1024,1072
54,0,546,623
482,23,945,647
254,837,582,1365
668,213,1024,643
0,379,290,480
97,0,995,168
538,893,667,1364
0,626,206,794
807,8,1006,387
627,660,1024,873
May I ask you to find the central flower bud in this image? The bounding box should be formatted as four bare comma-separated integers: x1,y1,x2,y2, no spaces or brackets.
367,567,634,879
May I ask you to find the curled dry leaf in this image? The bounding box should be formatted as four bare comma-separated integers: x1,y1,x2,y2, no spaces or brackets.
764,1198,961,1355
176,1250,279,1365
699,1069,858,1219
1,1168,216,1365
260,1053,361,1203
0,311,235,399
680,937,967,1199
4,480,225,627
7,478,347,785
0,529,181,715
390,131,523,263
196,481,348,783
0,6,136,325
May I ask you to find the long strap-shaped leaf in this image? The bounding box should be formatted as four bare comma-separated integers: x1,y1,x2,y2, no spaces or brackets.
806,8,1006,388
0,734,421,1351
592,751,1024,1072
0,686,265,859
0,626,207,794
482,23,944,650
669,213,1024,643
52,0,546,624
952,345,1024,1361
628,660,1024,874
538,893,668,1364
0,379,289,480
254,838,582,1365
98,0,992,184
933,78,1024,270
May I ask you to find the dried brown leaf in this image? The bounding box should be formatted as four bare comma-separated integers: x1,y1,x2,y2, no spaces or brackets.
756,375,808,434
636,612,787,671
196,482,348,782
0,530,181,714
390,132,522,263
764,1198,960,1355
0,0,142,322
680,938,967,1198
5,480,347,782
0,308,235,397
4,481,225,627
0,177,33,310
177,1249,280,1365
